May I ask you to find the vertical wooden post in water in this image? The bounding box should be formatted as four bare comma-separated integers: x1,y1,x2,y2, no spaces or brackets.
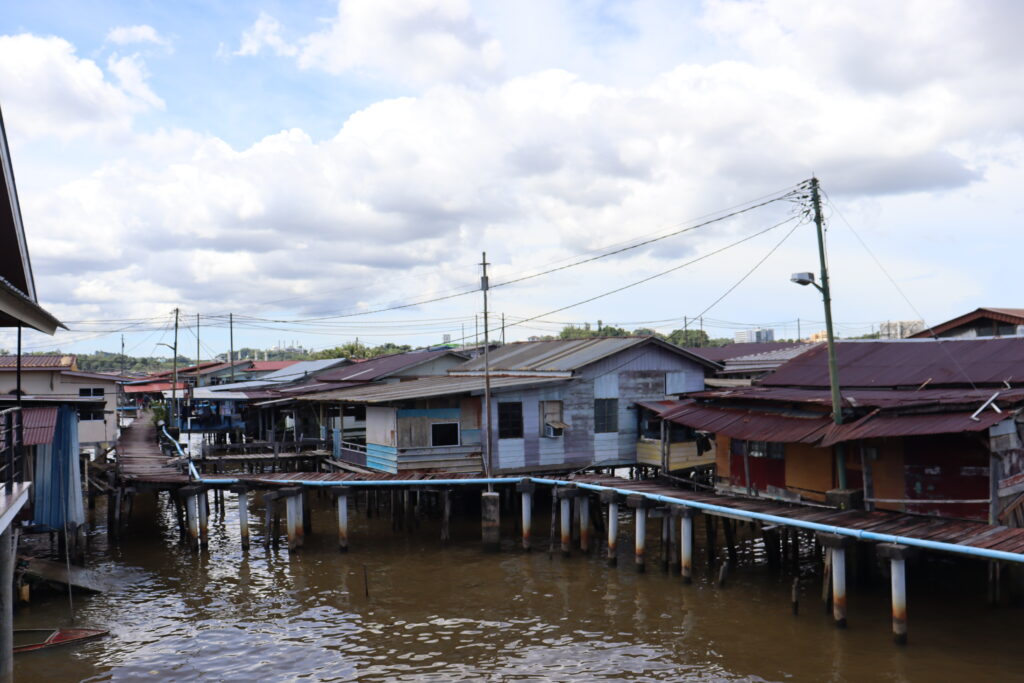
878,543,911,644
335,487,350,552
516,479,535,551
0,527,13,680
180,486,202,551
627,495,655,573
680,508,697,584
481,490,500,552
600,490,623,567
441,489,452,544
231,484,250,551
818,533,851,628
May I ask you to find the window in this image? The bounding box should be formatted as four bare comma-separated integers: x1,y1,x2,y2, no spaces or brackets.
594,398,618,433
540,400,565,437
79,387,104,397
498,402,523,439
80,408,105,421
732,439,784,459
431,423,460,446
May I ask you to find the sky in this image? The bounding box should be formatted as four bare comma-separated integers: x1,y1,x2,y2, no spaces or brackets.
2,0,1023,359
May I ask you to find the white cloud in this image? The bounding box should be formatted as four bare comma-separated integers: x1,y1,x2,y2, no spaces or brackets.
237,0,503,86
235,11,297,57
106,24,169,47
0,34,161,140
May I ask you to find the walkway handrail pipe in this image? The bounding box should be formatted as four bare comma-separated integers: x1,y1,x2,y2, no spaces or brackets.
190,473,1024,565
162,424,200,480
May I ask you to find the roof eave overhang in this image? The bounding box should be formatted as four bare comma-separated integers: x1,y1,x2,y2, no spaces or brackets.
0,286,64,335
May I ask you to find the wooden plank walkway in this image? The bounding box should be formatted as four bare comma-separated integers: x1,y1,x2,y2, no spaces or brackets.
116,412,189,486
571,474,1024,558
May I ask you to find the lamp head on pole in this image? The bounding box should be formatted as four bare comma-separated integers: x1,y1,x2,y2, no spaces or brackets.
790,272,816,286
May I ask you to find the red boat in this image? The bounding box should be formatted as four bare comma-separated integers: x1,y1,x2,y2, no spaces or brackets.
13,628,108,653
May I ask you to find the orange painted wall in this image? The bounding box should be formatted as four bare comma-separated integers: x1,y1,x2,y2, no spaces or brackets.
784,443,833,502
868,439,905,512
717,436,731,478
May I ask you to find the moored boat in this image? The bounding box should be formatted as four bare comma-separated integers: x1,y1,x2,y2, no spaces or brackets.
13,628,108,654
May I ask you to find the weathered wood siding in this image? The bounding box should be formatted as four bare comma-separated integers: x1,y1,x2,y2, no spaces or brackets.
637,440,716,470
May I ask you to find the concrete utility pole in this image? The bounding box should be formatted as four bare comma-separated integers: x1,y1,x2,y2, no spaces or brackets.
196,313,201,389
480,252,493,484
171,308,179,430
230,312,235,382
810,177,847,488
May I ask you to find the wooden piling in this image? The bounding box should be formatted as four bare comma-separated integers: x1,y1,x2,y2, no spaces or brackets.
441,489,452,544
231,484,250,551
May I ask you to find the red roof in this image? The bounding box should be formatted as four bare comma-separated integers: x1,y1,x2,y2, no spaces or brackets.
660,400,831,444
910,307,1024,338
0,355,75,369
124,382,186,394
0,406,57,448
819,410,1008,447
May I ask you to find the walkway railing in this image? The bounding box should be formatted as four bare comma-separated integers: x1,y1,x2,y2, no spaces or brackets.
161,425,200,480
0,407,24,495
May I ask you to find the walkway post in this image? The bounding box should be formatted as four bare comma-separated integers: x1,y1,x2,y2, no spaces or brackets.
680,508,697,584
335,486,350,552
627,495,656,573
231,484,250,550
280,487,304,551
557,488,578,556
818,532,851,627
579,494,591,553
481,490,500,551
878,543,912,644
516,479,535,551
600,490,623,567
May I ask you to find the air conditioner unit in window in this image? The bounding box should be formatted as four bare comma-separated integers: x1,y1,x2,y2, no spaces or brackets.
544,423,563,438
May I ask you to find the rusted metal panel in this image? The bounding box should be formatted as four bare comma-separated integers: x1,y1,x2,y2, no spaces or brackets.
820,411,1008,447
764,337,1024,388
662,402,830,443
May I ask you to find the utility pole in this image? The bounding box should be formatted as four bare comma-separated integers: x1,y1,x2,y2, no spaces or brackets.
120,334,125,378
798,317,802,342
195,313,201,390
810,177,847,489
501,313,506,345
480,253,493,483
699,317,704,347
229,313,235,382
171,308,179,430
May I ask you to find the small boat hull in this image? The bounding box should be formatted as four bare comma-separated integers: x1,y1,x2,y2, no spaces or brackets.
13,628,108,653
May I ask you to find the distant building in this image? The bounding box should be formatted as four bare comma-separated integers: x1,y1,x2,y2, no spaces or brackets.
879,320,924,339
734,328,775,344
909,307,1024,339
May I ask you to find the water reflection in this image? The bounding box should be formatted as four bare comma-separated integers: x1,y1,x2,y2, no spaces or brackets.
11,490,1024,682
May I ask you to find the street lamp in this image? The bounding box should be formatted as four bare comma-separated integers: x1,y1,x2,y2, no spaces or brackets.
792,177,848,490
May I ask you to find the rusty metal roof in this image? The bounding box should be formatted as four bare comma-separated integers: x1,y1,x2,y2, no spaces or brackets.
690,386,1024,410
0,354,74,369
660,400,832,444
0,406,57,448
682,342,805,363
452,337,719,375
910,307,1024,338
298,375,569,404
820,410,1009,447
314,349,465,382
763,338,1024,388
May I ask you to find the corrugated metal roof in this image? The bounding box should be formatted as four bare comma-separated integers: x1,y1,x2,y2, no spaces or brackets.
690,386,1024,410
820,410,1009,447
298,375,569,403
242,361,300,372
0,406,57,448
124,381,186,394
452,337,718,374
661,401,831,444
910,307,1024,338
763,338,1024,388
193,358,351,399
0,354,74,369
314,349,463,382
682,342,804,363
720,344,819,374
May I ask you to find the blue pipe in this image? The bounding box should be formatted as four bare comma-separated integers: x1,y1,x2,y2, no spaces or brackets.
161,425,199,480
190,471,1024,565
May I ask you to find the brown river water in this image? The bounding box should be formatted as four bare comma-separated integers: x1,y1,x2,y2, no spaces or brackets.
12,488,1024,682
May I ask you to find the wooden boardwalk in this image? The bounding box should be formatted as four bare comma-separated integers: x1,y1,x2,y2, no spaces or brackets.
571,474,1024,558
116,413,188,487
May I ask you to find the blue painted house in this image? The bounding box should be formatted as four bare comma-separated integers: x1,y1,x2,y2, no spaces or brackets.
301,337,719,474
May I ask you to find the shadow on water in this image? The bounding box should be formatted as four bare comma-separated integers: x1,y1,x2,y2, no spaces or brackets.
12,489,1024,682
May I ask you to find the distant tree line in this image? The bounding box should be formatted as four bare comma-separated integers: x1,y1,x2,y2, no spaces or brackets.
533,323,732,348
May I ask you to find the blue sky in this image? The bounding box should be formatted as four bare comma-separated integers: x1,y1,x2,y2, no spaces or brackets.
2,1,1023,359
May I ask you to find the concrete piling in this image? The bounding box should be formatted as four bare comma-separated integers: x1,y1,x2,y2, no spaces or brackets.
579,495,590,553
516,479,535,551
231,485,250,551
627,495,656,573
878,543,912,644
556,488,579,556
680,508,696,584
818,533,851,628
481,491,500,552
280,487,304,551
336,487,350,552
600,490,623,567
